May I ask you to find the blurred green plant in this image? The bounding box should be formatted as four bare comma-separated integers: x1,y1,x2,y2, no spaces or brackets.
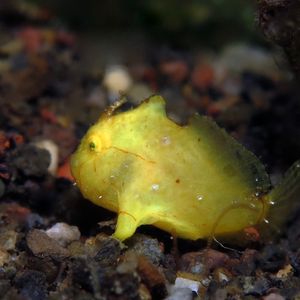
26,0,262,47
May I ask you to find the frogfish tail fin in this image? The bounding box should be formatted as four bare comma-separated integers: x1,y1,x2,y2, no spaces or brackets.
267,160,300,233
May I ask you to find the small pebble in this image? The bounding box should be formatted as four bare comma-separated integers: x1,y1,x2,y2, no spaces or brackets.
103,65,132,94
34,139,59,176
174,277,200,294
0,230,18,251
126,234,164,266
10,144,50,177
263,293,285,300
45,222,80,247
14,270,48,300
26,229,69,259
166,286,193,300
0,249,9,267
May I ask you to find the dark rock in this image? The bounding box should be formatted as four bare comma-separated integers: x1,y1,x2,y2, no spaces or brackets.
26,256,59,283
71,258,94,293
162,253,177,283
242,276,271,296
256,244,287,273
233,249,258,276
99,271,140,300
93,236,122,267
71,257,141,299
0,279,10,297
14,270,48,300
9,144,50,178
126,234,164,266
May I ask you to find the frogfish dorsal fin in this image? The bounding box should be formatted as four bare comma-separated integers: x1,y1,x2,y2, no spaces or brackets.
187,114,271,194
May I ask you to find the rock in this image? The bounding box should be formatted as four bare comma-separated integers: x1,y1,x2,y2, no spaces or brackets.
100,272,140,300
26,229,69,259
26,256,59,283
0,230,18,251
242,276,271,296
217,44,283,80
126,234,164,266
14,270,48,300
85,235,122,266
10,144,50,178
232,249,258,276
137,255,167,299
117,251,138,274
71,258,141,299
173,277,200,294
71,258,94,293
93,237,122,266
263,293,285,300
68,241,86,258
0,249,9,267
213,267,231,283
165,286,193,300
179,249,230,275
34,139,59,176
103,65,132,95
256,244,287,273
45,222,80,247
276,264,293,279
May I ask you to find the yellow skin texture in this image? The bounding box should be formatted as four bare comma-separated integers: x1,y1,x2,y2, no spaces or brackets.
70,96,271,241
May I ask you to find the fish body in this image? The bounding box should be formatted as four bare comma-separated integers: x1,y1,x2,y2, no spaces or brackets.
71,96,299,241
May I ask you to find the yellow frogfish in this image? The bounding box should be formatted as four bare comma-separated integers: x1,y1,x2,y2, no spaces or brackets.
71,95,300,241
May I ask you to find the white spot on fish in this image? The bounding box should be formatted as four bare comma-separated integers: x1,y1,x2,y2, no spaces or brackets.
151,184,160,191
98,195,103,199
269,200,275,205
197,195,204,201
161,136,171,145
263,218,269,224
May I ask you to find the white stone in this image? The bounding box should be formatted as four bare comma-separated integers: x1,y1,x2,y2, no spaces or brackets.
103,65,132,93
45,222,80,247
34,139,59,176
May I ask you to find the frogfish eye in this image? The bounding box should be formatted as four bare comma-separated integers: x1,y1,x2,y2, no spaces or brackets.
87,134,102,152
89,141,96,151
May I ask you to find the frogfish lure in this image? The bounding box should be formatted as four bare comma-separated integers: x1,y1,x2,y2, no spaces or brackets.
71,95,300,241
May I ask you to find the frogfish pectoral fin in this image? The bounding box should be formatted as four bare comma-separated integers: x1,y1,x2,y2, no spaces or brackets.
113,210,140,241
